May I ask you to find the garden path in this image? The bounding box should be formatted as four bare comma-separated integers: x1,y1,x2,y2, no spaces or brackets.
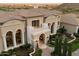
42,46,54,56
72,49,79,56
39,43,54,56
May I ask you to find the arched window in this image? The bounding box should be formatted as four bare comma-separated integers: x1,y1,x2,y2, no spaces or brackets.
48,23,51,29
6,31,13,48
51,23,55,33
58,21,60,25
16,29,22,45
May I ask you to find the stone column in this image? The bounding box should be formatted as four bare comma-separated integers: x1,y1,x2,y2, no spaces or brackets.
54,22,58,34
21,30,25,44
3,34,7,51
13,32,17,47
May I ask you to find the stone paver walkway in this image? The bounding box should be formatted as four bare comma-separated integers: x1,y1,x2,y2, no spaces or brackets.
42,46,54,56
38,43,54,56
72,49,79,56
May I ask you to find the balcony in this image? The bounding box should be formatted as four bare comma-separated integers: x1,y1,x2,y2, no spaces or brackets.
31,23,50,35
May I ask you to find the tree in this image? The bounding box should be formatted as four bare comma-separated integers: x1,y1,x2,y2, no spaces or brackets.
54,35,59,55
58,36,62,56
57,26,67,35
62,37,68,56
68,43,72,56
54,35,63,56
54,35,72,56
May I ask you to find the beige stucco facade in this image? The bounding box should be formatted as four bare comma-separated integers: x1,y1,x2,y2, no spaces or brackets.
0,8,61,52
0,15,60,52
0,20,25,51
45,15,60,34
26,15,60,48
26,16,50,46
0,28,4,52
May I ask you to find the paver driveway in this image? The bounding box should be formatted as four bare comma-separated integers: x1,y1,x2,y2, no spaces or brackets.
42,46,54,56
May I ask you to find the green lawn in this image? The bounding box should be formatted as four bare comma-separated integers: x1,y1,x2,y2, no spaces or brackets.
72,39,79,51
48,34,79,53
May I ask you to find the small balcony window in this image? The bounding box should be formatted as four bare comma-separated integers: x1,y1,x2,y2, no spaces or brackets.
32,20,39,27
58,21,60,25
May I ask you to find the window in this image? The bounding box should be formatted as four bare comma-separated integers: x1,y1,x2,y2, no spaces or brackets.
77,28,79,34
58,21,60,25
48,23,51,29
43,17,46,23
51,23,55,33
32,20,39,27
6,31,13,48
16,29,22,45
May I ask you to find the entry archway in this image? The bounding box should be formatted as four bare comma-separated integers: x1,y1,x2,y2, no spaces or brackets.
39,34,45,44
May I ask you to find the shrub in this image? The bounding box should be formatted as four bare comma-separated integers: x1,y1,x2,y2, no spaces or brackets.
57,26,67,34
53,35,72,56
0,43,33,56
74,33,79,37
1,51,10,56
32,48,42,56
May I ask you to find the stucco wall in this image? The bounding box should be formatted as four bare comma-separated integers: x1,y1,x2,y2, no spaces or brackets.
45,15,60,34
0,28,4,52
45,15,59,23
1,20,25,36
60,23,77,34
1,20,25,51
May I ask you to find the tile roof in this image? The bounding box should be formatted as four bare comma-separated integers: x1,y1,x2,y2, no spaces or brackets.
61,13,79,25
0,8,61,24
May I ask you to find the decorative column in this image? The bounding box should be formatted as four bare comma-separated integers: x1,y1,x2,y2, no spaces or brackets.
54,22,58,34
3,34,7,51
13,32,17,47
76,26,79,33
22,30,25,44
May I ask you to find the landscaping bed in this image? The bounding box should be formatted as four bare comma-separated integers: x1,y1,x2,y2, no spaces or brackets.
47,27,77,56
32,48,42,56
0,43,33,56
71,38,79,52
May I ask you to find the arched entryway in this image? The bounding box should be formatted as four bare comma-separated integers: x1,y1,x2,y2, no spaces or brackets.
6,31,14,48
38,33,47,49
39,34,45,44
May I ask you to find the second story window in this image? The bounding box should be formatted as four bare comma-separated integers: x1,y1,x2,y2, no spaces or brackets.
43,17,46,23
58,21,60,25
32,20,39,27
